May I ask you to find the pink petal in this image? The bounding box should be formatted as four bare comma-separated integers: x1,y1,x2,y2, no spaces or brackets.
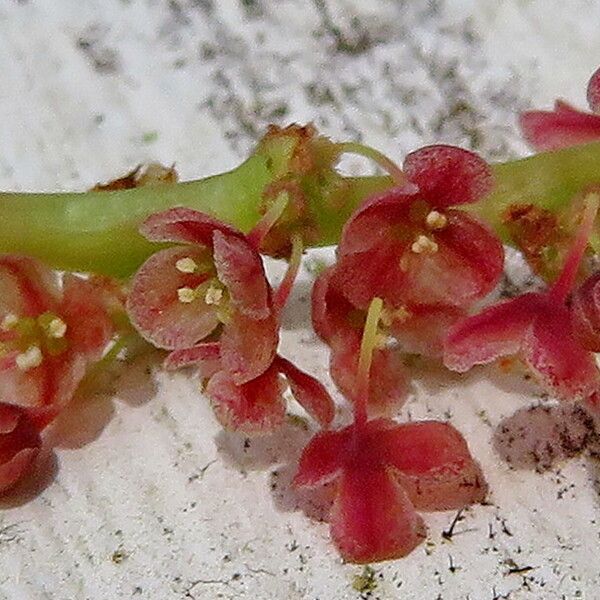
219,310,278,384
330,468,426,563
444,294,540,373
587,67,600,113
140,207,240,246
274,356,334,427
375,421,487,511
126,246,219,350
572,271,600,351
60,275,114,362
293,428,352,488
403,145,494,208
391,303,465,357
212,230,270,320
206,367,285,434
164,343,221,378
522,306,600,401
402,211,504,308
519,103,600,151
0,403,42,493
0,255,60,317
329,332,408,417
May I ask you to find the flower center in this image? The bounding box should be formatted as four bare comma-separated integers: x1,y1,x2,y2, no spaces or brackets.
425,210,447,230
411,235,438,255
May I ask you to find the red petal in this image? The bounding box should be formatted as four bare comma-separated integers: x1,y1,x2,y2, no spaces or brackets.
140,207,240,246
403,145,494,208
213,230,270,320
60,275,114,362
206,367,285,434
274,356,334,427
519,103,600,151
587,67,600,113
375,421,487,511
0,255,60,317
219,310,278,384
444,294,540,372
0,403,42,493
391,304,465,357
330,468,426,563
126,246,219,350
164,342,221,378
522,306,600,401
402,211,504,308
293,427,352,488
572,271,600,351
329,332,408,417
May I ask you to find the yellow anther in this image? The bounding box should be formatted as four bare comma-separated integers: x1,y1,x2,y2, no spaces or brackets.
1,313,18,331
425,210,447,230
48,317,67,339
394,306,411,322
204,285,223,306
411,235,438,255
16,345,43,371
175,257,198,274
177,287,197,303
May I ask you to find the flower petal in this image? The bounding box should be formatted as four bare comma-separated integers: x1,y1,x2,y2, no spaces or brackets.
330,468,426,564
329,331,408,417
274,356,334,427
126,246,219,350
444,294,540,372
293,427,352,488
402,211,504,308
219,310,278,385
206,367,285,434
403,145,494,207
140,207,240,246
519,102,600,151
60,275,114,362
375,421,487,511
164,342,221,378
213,230,270,319
587,67,600,113
522,306,600,401
572,271,600,351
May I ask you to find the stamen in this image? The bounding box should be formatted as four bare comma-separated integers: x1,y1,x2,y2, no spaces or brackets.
1,313,18,331
204,285,223,306
177,287,197,303
425,210,447,230
175,257,198,274
47,317,67,339
411,235,438,254
16,345,43,371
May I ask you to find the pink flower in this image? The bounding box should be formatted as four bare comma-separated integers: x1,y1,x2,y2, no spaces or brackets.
0,403,44,493
165,346,334,434
126,208,279,385
520,67,600,150
445,196,600,401
294,418,486,563
0,256,115,411
572,270,600,352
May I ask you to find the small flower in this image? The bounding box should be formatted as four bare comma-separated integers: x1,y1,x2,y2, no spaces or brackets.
0,256,115,411
445,195,600,401
334,145,504,316
126,208,279,385
294,415,486,563
520,67,600,150
165,345,334,434
0,403,44,493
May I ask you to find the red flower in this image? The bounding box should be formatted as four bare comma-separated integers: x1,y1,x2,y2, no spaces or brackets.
126,208,279,385
0,256,115,411
445,196,600,401
520,67,600,150
165,345,334,434
294,418,486,563
0,403,43,493
572,270,600,352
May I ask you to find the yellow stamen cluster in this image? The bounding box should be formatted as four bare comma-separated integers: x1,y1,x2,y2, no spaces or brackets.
1,313,18,331
175,257,198,274
411,235,438,255
425,210,448,230
47,317,67,339
204,285,223,306
16,345,43,371
177,287,197,303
